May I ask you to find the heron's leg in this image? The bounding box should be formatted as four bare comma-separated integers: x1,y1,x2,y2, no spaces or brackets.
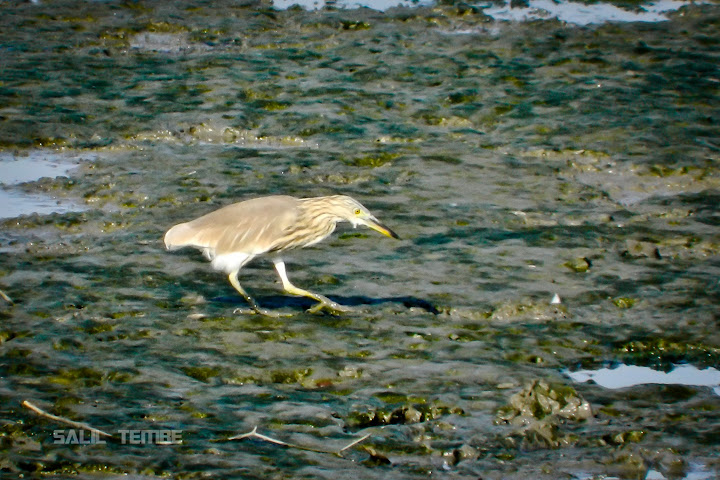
228,270,282,318
272,259,352,314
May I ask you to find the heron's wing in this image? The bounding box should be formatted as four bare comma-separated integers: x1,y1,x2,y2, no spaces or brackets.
164,196,300,257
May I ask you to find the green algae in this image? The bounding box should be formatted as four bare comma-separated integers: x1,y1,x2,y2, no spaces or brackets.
0,0,719,478
612,297,635,308
48,367,105,387
270,368,313,384
181,366,222,383
616,338,720,369
346,401,464,429
344,151,401,168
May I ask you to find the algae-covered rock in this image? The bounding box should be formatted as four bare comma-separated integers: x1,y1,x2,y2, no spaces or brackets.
495,380,591,448
601,429,645,446
563,257,591,273
500,380,592,423
605,450,647,480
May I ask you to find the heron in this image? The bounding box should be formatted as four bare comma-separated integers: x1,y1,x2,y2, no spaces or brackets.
164,194,399,316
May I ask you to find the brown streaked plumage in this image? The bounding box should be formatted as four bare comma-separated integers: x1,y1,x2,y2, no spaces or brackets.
164,195,399,316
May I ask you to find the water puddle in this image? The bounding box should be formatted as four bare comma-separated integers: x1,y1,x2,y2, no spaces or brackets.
577,462,716,480
646,463,717,480
566,364,720,396
1,1,718,477
0,151,88,219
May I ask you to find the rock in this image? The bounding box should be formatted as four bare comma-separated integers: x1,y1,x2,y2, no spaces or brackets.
495,380,592,447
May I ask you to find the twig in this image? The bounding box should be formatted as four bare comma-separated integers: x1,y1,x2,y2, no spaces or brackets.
339,432,372,452
228,426,371,456
22,400,113,438
0,289,13,305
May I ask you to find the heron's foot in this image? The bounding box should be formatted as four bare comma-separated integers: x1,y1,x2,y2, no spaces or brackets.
233,307,292,318
307,300,354,315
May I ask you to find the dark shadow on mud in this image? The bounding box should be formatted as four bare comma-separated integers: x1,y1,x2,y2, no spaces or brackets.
213,294,440,314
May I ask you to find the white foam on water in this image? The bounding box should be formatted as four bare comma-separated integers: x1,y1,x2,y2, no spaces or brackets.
272,0,700,25
482,0,698,26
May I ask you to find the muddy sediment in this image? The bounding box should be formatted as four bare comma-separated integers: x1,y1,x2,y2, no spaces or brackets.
1,1,719,478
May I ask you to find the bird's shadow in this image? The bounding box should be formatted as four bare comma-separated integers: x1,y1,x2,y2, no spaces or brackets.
214,294,440,315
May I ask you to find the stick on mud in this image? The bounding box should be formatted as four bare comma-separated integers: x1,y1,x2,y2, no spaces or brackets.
22,400,113,439
228,426,371,456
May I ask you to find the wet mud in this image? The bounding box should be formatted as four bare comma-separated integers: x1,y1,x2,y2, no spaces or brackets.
1,0,719,478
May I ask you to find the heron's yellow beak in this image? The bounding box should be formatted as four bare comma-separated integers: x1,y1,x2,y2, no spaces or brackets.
366,217,400,240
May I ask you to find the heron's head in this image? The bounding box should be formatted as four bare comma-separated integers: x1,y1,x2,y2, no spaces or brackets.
326,195,400,239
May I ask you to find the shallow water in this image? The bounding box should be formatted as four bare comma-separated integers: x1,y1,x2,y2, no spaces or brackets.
0,151,90,219
567,364,720,396
0,0,719,478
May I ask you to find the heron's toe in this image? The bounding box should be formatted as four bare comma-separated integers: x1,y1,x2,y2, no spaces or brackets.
307,301,353,315
233,307,291,318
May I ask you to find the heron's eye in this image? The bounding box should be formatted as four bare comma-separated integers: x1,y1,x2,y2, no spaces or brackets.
354,208,361,216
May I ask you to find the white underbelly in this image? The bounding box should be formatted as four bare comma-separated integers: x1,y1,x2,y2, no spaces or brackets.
210,251,254,274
